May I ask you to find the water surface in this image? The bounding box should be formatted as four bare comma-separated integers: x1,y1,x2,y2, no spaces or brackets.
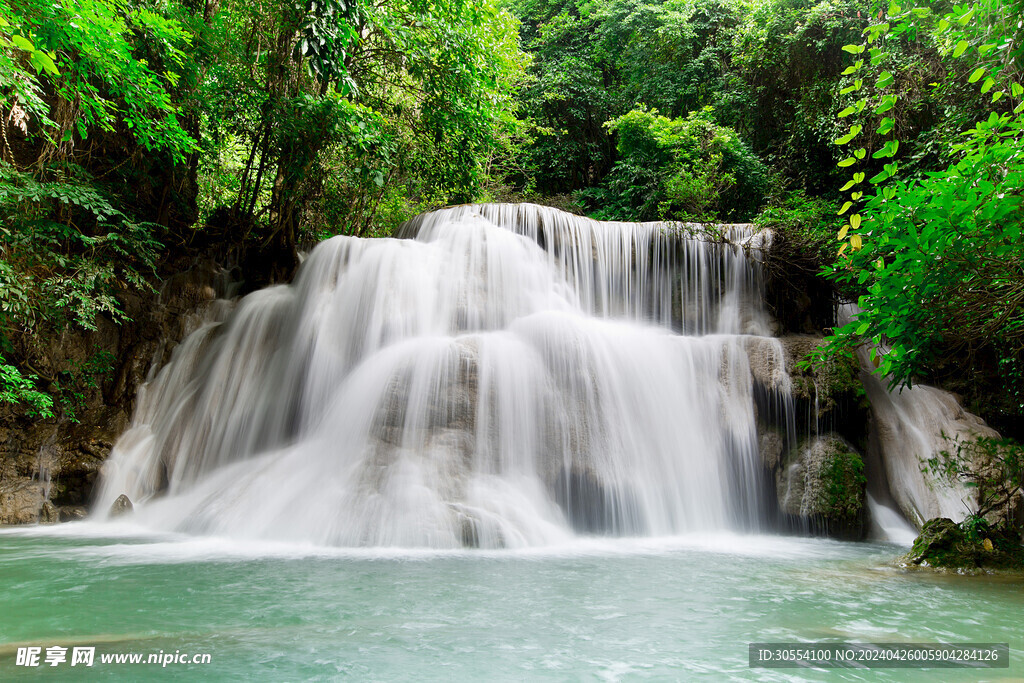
2,525,1020,680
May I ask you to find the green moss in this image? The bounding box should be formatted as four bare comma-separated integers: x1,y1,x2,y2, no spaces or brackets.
819,446,866,519
792,349,865,413
902,518,1024,571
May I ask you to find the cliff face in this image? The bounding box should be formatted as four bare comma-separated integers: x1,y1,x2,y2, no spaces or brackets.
0,259,232,524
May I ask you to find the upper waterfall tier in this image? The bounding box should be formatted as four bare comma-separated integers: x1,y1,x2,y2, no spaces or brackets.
399,203,774,336
94,205,781,548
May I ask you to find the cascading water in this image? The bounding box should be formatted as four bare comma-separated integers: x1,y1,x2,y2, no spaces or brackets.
94,204,788,548
835,305,1000,528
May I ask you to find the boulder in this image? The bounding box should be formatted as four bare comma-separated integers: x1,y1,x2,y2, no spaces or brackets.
58,506,87,522
39,500,59,524
776,434,867,540
901,517,1024,571
0,480,46,525
109,494,134,518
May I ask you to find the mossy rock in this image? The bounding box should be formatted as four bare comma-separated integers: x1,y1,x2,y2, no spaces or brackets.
784,341,864,413
901,517,1024,571
776,434,867,540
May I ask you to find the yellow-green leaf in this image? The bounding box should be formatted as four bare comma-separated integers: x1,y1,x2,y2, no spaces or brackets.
839,177,859,191
838,156,857,167
838,201,853,215
10,34,34,51
952,40,969,58
968,67,986,83
874,95,897,114
872,140,899,158
838,225,849,240
850,234,863,250
981,77,995,94
842,44,865,54
851,214,862,230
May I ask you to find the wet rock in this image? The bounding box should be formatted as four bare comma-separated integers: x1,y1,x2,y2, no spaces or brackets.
58,506,88,522
39,500,59,524
758,428,784,471
900,517,1024,571
0,480,46,525
776,434,867,540
110,494,134,518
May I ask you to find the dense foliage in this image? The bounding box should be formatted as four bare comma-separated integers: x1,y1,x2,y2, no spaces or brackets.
818,0,1024,429
584,106,770,221
1,0,528,416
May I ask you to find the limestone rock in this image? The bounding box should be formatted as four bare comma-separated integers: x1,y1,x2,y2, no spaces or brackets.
776,434,867,540
758,428,784,471
58,506,88,522
0,480,46,525
900,517,1024,571
109,494,134,518
39,500,59,524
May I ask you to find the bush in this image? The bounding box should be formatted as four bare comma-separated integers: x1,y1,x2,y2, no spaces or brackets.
584,107,771,222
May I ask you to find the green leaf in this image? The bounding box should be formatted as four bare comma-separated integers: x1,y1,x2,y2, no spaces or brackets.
952,40,969,58
840,81,863,95
838,105,857,118
874,95,897,114
872,140,899,158
842,44,865,54
10,34,34,51
838,156,857,167
834,125,862,145
876,71,894,88
876,117,895,135
968,67,986,83
981,77,995,94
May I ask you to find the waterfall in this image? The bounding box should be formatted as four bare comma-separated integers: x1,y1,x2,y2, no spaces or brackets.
95,203,785,548
835,305,999,528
